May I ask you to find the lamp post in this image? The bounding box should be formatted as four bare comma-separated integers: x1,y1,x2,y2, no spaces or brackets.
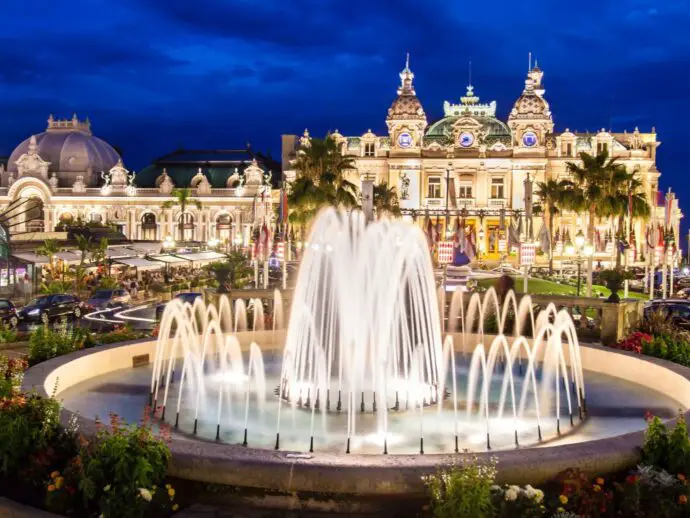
566,230,594,297
207,237,220,251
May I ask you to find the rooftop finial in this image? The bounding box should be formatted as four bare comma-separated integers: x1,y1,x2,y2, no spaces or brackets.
528,52,532,72
405,52,410,70
468,61,472,87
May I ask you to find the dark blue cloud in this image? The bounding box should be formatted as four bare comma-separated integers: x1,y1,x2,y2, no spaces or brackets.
1,0,689,238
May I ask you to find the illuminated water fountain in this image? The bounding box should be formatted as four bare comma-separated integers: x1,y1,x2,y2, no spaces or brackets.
150,208,585,454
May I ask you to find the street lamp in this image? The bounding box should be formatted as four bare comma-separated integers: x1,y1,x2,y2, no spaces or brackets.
207,237,220,250
162,236,175,282
569,230,593,297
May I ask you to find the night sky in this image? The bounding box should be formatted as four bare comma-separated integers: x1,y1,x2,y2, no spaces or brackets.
1,0,688,238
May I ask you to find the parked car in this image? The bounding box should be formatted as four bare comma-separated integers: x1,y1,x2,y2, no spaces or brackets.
644,300,690,331
0,299,19,327
676,287,690,300
17,294,83,324
155,292,202,320
85,289,131,311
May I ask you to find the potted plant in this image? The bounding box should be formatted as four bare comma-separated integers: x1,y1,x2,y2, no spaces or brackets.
599,268,634,303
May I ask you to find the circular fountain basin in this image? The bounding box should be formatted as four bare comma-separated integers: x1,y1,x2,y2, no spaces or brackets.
23,335,690,496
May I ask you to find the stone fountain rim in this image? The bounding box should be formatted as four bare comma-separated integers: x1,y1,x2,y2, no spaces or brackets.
21,338,690,495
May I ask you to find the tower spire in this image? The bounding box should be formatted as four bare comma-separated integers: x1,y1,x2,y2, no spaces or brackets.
468,61,472,87
405,52,410,70
528,52,532,71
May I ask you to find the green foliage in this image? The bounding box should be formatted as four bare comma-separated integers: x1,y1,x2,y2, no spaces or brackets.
642,413,690,476
40,281,74,294
0,323,19,344
204,252,253,292
598,269,635,302
0,355,27,398
0,394,65,478
79,414,174,518
638,311,690,367
96,325,150,345
97,276,120,290
28,325,94,366
423,457,497,518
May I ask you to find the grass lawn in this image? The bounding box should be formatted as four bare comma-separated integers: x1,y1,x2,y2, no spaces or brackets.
476,276,648,300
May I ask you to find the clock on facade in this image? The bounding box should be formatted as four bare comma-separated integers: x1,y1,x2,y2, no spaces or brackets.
459,132,474,148
522,132,538,147
398,132,413,148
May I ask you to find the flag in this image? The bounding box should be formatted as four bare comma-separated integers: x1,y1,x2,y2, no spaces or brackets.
658,224,665,247
261,221,270,258
252,195,258,223
434,218,442,244
466,227,476,260
278,188,289,224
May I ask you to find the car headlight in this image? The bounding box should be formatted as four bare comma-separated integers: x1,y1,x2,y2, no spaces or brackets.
26,308,40,316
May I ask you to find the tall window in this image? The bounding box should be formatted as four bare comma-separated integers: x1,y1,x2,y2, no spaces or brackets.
566,143,572,156
90,213,102,223
364,143,375,157
490,178,504,199
458,184,473,199
141,213,156,241
427,177,442,199
597,142,608,155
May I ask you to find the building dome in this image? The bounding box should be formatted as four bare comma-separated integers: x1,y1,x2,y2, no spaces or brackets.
509,79,552,121
386,56,426,121
388,94,426,120
7,115,120,174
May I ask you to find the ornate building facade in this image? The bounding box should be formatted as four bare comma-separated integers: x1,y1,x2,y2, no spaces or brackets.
0,115,277,247
282,59,681,263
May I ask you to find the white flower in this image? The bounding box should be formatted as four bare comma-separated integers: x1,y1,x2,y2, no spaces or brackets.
490,484,502,492
103,485,111,492
534,489,544,503
138,488,152,502
504,487,519,501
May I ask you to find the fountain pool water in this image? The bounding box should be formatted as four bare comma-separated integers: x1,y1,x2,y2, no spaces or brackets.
145,208,589,454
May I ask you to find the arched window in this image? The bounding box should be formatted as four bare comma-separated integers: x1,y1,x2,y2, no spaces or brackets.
177,213,195,241
216,213,232,242
141,213,157,241
25,197,44,232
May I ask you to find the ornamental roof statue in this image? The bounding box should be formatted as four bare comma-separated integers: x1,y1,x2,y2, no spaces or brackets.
509,65,552,122
387,54,426,122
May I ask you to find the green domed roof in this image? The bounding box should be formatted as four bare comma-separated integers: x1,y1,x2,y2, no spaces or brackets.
135,148,281,188
426,116,511,140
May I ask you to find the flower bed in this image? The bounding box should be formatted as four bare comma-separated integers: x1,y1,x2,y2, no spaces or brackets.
0,351,180,517
422,415,690,517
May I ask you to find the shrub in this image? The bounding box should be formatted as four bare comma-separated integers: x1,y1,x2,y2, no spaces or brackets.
0,394,77,482
490,484,545,517
0,356,27,398
423,457,496,518
641,412,690,476
28,325,94,366
96,325,150,345
78,412,175,518
611,332,653,354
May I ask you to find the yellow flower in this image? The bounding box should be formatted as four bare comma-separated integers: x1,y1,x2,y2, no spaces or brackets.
596,477,605,485
103,485,111,492
50,471,60,479
47,485,56,492
172,504,179,512
165,484,171,490
168,487,175,498
557,508,565,513
593,484,601,492
559,495,568,505
138,488,152,502
55,477,64,489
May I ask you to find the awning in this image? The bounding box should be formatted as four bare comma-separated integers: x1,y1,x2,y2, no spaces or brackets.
106,247,136,258
115,257,165,270
55,251,83,264
176,251,227,264
149,254,190,264
11,252,50,264
128,242,162,254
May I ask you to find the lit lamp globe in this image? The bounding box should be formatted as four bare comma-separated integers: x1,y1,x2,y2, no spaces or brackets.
163,236,175,251
583,244,594,257
233,235,243,246
574,230,585,249
565,244,575,256
208,237,220,249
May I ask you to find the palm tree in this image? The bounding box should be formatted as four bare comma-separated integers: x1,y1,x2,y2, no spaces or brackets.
598,170,651,268
373,182,401,217
162,188,202,242
75,234,92,267
36,239,60,277
535,179,571,273
292,136,356,182
288,135,359,236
